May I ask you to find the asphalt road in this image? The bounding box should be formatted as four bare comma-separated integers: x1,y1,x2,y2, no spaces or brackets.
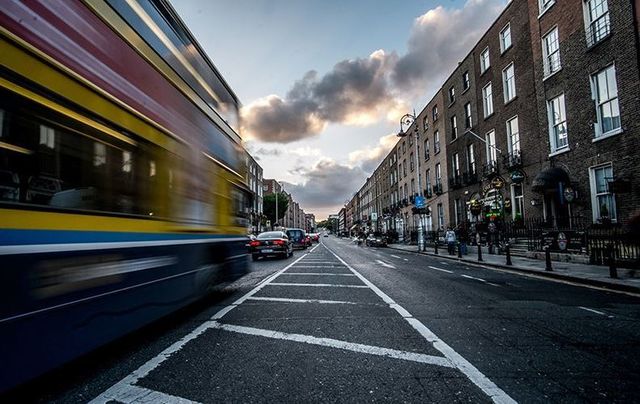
6,236,640,403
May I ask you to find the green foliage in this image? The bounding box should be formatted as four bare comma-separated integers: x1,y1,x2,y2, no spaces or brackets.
263,192,289,226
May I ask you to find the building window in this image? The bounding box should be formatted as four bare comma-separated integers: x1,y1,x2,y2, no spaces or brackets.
423,116,429,131
449,86,456,104
547,93,568,152
466,144,476,175
542,27,561,77
434,130,440,154
452,153,460,177
402,141,406,154
424,139,430,160
432,105,438,121
482,83,493,118
410,153,414,171
435,163,441,184
539,0,555,14
464,102,472,128
485,130,497,164
425,169,431,189
455,199,464,225
403,159,407,177
437,203,444,229
410,178,415,195
511,184,524,219
500,23,512,53
462,71,470,91
480,47,490,73
506,116,520,153
451,115,458,140
503,63,516,102
584,0,610,47
590,164,616,222
591,64,621,137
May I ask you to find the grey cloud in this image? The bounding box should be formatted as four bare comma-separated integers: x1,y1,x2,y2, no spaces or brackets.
254,147,283,156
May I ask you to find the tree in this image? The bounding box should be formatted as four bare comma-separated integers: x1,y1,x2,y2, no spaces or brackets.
263,192,289,227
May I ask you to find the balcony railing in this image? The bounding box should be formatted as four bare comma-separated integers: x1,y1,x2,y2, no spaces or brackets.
482,161,499,178
448,175,463,189
433,182,444,195
586,13,610,48
463,171,478,185
503,149,522,169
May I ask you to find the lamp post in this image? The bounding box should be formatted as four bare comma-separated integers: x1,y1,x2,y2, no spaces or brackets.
397,112,424,252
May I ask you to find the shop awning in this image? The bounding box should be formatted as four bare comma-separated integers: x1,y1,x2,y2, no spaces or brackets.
532,167,571,193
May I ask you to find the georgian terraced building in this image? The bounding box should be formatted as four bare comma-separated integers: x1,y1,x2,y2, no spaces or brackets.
346,0,640,240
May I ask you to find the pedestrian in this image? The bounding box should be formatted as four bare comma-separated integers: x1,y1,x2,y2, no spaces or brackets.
445,227,456,255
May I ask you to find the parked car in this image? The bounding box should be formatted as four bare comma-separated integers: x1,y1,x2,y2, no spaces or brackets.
309,233,320,243
285,228,308,250
249,231,293,261
366,235,387,247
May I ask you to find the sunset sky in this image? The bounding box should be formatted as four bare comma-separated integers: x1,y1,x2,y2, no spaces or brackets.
171,0,508,219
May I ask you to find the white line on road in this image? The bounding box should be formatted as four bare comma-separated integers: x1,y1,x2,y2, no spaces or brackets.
246,296,357,304
268,282,369,288
439,262,450,266
578,306,612,317
376,259,396,269
325,245,516,404
390,255,402,259
298,261,340,264
428,265,453,274
461,274,487,283
281,273,356,276
212,322,454,368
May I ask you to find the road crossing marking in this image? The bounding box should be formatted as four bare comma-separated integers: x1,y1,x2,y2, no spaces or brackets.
325,244,516,404
428,265,453,274
376,259,396,269
268,282,369,288
247,297,357,304
293,265,346,268
281,273,356,276
578,306,612,317
211,322,454,368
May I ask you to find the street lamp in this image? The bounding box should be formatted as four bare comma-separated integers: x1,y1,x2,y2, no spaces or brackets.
397,112,425,252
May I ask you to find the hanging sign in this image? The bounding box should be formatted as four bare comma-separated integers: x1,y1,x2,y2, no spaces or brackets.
510,170,525,184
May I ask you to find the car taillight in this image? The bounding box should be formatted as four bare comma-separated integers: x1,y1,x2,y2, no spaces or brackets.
249,241,260,247
274,240,285,245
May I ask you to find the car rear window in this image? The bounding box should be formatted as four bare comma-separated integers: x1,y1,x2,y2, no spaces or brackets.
287,230,304,239
258,232,284,239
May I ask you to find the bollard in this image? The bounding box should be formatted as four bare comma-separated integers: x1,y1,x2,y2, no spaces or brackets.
477,243,483,262
609,245,618,279
458,242,463,258
434,240,439,255
505,243,512,266
545,246,552,271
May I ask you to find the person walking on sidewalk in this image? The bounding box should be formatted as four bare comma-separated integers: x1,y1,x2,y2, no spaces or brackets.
446,227,456,255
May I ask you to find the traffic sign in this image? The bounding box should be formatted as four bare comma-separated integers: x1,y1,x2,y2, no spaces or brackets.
415,195,426,208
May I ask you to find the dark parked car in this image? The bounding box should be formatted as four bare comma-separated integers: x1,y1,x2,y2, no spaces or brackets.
286,228,308,250
365,235,387,247
249,231,293,261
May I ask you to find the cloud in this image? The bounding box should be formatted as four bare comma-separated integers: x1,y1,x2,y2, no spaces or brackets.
348,133,398,173
392,0,506,92
241,0,505,144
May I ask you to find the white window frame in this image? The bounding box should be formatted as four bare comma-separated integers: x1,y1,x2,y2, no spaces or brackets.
437,203,444,228
542,27,561,77
502,63,516,103
589,163,617,222
511,183,525,218
590,63,621,139
583,0,610,47
506,115,520,153
539,0,556,15
462,71,470,91
467,144,476,175
482,82,493,118
453,153,460,177
451,115,458,140
547,93,568,153
434,130,440,154
480,47,490,73
485,130,497,164
464,102,472,128
500,23,512,53
449,86,456,104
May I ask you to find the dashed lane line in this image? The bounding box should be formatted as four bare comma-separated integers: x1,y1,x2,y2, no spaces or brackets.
280,273,356,276
376,260,396,269
268,282,369,289
578,306,613,317
390,254,402,259
211,322,454,368
428,265,453,274
246,296,358,305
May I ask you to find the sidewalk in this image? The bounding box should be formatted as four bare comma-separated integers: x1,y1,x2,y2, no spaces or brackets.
387,243,640,294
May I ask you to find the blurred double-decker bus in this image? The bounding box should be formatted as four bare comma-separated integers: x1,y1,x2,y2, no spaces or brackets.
0,0,250,390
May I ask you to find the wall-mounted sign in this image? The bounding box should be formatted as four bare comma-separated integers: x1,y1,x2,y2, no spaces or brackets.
491,176,505,189
563,186,575,203
415,195,426,208
510,170,525,184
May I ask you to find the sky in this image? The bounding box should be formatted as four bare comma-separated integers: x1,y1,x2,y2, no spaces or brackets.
171,0,508,220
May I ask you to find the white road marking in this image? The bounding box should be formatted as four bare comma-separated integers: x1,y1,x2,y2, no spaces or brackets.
247,297,357,305
390,255,402,259
376,260,396,269
428,265,453,274
403,258,409,262
439,262,450,266
281,273,356,276
298,261,340,264
94,383,200,404
293,265,345,268
325,245,516,404
461,274,487,283
212,322,454,368
268,282,368,288
578,306,611,317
